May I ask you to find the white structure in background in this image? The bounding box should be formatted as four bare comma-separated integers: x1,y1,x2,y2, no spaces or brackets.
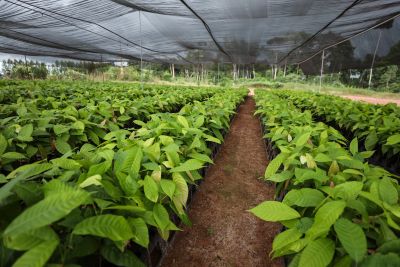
350,70,361,79
114,61,128,67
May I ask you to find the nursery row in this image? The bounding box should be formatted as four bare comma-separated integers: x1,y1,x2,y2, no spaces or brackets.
0,82,218,173
251,90,400,267
273,91,400,163
0,82,247,267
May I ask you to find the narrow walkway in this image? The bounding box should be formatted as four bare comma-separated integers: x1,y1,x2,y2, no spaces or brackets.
161,97,283,267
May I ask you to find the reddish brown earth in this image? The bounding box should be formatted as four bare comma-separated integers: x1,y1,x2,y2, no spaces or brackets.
341,95,400,105
161,97,283,267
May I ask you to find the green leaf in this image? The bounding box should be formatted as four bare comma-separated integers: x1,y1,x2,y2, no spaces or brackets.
177,115,189,128
268,171,293,182
4,182,89,237
365,131,378,150
377,240,400,254
51,158,81,170
128,218,149,248
73,215,134,241
314,153,331,163
79,175,102,188
1,152,26,160
53,124,70,135
17,124,34,142
72,121,85,130
114,146,142,173
153,204,170,230
159,135,174,146
55,139,71,154
0,133,8,155
144,143,160,162
188,152,213,164
0,175,24,205
306,201,346,239
386,134,400,145
349,138,358,155
265,153,286,179
144,176,158,202
100,243,145,267
249,201,301,222
66,236,100,259
87,161,111,177
379,178,398,205
272,228,302,253
334,256,353,267
170,159,204,172
160,179,176,199
12,239,59,267
7,162,53,180
194,116,205,128
283,188,325,207
334,218,367,262
4,226,58,251
172,173,188,214
328,160,340,177
358,151,375,159
334,181,363,201
361,253,400,267
296,132,311,147
130,147,143,174
299,238,335,267
204,134,221,144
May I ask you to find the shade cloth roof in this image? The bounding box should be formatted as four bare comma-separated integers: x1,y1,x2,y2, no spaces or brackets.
0,0,399,73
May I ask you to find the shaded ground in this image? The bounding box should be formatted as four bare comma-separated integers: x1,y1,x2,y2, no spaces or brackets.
341,95,400,105
161,97,282,267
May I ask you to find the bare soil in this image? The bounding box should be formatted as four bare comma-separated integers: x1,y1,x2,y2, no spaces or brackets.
161,97,283,267
341,95,400,105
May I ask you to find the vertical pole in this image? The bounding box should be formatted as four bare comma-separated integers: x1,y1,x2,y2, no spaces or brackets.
283,60,287,77
319,50,325,92
139,10,144,90
369,31,382,89
119,43,123,80
273,66,275,80
217,63,220,84
24,55,28,80
197,50,200,86
170,64,175,79
101,54,105,82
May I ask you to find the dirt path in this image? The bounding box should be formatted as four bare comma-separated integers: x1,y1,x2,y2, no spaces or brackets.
161,97,282,267
341,95,400,105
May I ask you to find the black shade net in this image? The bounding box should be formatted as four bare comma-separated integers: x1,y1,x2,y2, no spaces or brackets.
0,0,399,74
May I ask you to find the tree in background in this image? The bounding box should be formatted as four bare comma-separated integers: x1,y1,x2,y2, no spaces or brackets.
2,59,48,79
